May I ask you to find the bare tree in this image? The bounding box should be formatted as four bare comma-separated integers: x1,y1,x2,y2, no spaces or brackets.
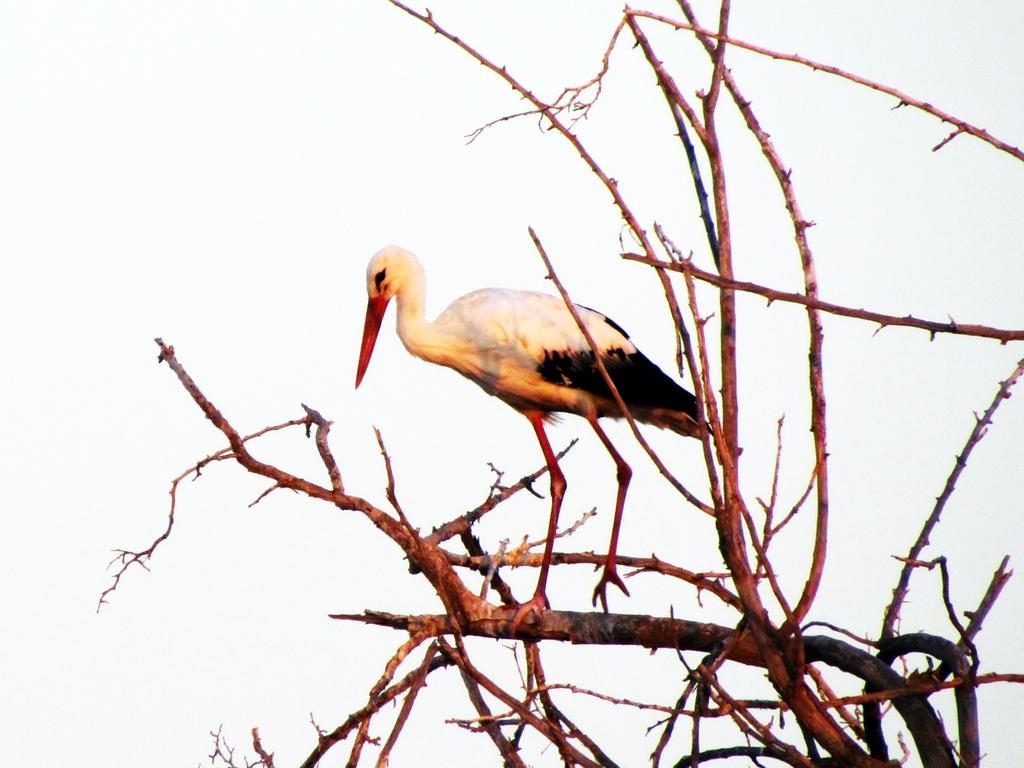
102,4,1023,766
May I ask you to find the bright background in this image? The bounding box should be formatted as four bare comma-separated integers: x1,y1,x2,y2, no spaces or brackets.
2,1,1022,765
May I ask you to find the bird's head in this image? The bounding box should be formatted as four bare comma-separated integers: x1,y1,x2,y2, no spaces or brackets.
356,245,422,388
364,245,420,302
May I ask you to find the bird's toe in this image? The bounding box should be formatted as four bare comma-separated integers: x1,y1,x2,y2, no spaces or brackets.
510,592,550,634
592,566,630,612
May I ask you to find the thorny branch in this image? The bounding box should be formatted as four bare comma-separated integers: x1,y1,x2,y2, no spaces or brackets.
423,439,579,547
627,10,1024,163
882,356,1024,639
622,253,1024,343
97,415,309,612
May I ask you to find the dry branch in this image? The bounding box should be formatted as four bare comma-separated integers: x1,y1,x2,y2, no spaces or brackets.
98,415,309,611
443,549,739,608
628,10,1024,163
882,356,1024,639
623,253,1024,343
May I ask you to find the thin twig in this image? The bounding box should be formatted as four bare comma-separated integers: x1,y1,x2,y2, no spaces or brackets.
444,549,738,608
882,357,1024,639
424,440,578,546
440,636,602,768
695,662,816,768
303,404,344,493
758,416,786,541
625,17,718,266
373,427,409,526
528,645,621,768
805,665,865,741
651,677,696,768
374,643,439,768
298,635,449,768
251,728,276,768
531,682,778,717
629,10,1024,162
653,228,727,521
770,463,818,539
447,644,528,767
962,556,1013,646
622,253,1024,343
821,672,1024,708
98,415,309,611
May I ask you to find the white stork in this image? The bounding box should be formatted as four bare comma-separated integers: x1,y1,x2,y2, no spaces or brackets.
355,245,700,629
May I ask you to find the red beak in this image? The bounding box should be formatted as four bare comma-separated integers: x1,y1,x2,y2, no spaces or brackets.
355,294,390,388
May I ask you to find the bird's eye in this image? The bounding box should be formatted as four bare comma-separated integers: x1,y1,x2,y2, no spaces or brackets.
374,269,387,292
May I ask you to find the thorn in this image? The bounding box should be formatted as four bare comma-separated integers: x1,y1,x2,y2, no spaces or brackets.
522,477,545,499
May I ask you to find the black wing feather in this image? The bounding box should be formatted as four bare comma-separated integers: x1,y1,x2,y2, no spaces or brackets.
537,346,697,418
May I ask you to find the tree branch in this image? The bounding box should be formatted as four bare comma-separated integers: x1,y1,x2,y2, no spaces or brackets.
622,253,1024,343
882,357,1024,638
629,10,1024,162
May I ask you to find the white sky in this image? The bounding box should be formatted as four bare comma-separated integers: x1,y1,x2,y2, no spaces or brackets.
2,1,1022,766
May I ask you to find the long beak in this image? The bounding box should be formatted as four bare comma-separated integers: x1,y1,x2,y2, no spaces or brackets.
355,294,390,388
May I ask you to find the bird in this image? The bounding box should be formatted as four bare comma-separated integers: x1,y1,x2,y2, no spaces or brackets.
355,245,700,630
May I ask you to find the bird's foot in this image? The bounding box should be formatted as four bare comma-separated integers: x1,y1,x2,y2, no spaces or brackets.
510,592,550,635
592,565,630,612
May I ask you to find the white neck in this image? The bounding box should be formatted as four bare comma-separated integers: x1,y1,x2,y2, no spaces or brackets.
392,266,447,364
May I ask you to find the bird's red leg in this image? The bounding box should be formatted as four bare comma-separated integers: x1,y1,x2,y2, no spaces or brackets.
511,410,567,633
586,413,632,612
